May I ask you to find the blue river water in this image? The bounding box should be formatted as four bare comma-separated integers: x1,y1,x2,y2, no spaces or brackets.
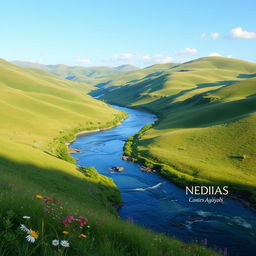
71,105,256,256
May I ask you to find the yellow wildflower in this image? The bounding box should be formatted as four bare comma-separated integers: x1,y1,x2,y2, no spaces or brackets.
29,230,39,238
63,231,69,235
36,195,44,199
80,234,87,238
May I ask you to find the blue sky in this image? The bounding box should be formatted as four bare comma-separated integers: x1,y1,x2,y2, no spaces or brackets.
0,0,255,67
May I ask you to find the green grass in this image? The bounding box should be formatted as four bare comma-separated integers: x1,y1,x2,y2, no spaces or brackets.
0,187,218,256
0,59,220,255
99,56,256,205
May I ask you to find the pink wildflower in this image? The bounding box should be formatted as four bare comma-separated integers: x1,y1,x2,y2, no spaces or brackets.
44,197,54,204
78,216,88,227
63,215,75,227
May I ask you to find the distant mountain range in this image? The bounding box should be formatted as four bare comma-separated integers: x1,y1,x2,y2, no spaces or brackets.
12,60,138,84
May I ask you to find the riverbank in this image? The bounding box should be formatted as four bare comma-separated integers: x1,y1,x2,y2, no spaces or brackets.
47,110,128,163
68,120,126,148
65,112,129,209
122,123,256,210
68,127,122,154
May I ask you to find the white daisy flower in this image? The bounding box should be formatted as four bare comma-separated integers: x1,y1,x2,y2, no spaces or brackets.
20,224,29,233
52,239,59,246
23,216,31,219
25,230,39,243
26,235,36,243
61,240,70,247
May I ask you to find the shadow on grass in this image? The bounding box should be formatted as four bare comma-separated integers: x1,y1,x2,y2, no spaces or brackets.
0,154,121,213
177,69,191,72
237,73,256,78
100,75,241,115
137,89,256,130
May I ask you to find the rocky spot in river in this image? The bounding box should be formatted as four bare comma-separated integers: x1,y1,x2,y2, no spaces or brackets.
120,155,133,161
140,166,157,173
109,166,124,172
68,147,81,154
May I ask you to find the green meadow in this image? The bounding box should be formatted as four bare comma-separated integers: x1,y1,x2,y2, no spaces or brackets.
97,57,256,204
0,59,220,255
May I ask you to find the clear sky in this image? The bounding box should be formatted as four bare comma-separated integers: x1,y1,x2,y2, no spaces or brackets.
1,0,255,67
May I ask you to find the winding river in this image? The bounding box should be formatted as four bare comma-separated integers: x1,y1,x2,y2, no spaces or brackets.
70,105,256,256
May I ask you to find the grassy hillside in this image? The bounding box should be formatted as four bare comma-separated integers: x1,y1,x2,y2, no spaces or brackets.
0,59,125,150
0,59,218,256
98,57,256,205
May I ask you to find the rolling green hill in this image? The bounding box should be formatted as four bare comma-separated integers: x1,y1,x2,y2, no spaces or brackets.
0,59,217,256
97,57,256,204
90,62,178,95
0,58,125,149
